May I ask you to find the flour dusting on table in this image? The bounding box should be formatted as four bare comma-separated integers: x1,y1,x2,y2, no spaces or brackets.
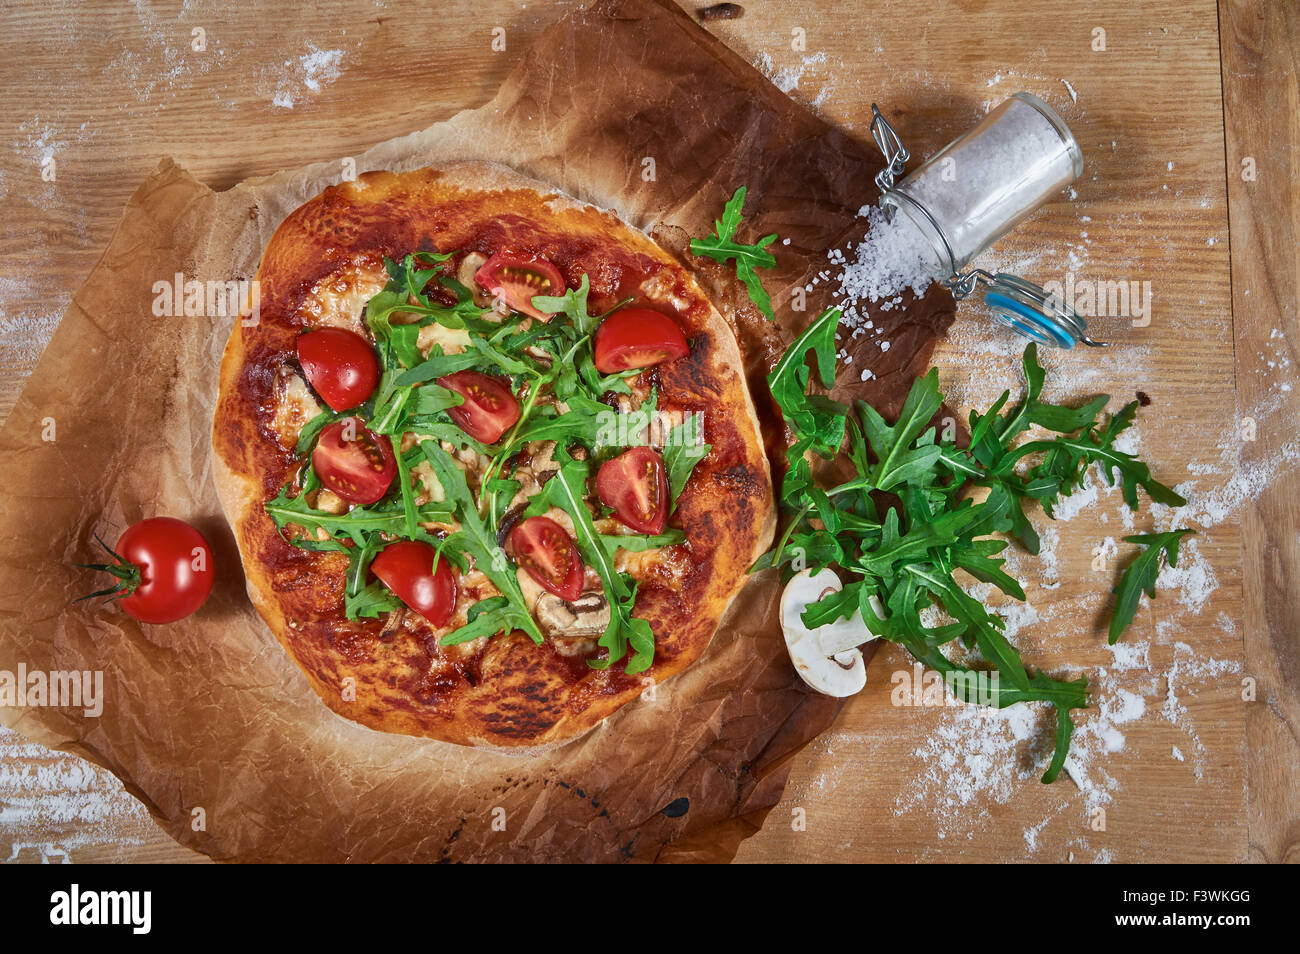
0,727,151,862
267,46,347,109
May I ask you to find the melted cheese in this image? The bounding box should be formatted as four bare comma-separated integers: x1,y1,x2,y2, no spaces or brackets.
417,322,472,356
270,373,322,447
299,263,388,333
409,459,445,503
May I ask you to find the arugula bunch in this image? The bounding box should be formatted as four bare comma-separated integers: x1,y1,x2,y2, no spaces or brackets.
265,251,709,673
762,310,1190,782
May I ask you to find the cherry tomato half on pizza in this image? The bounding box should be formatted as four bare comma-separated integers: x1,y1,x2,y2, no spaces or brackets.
77,517,215,624
370,540,458,626
509,517,584,602
474,252,565,321
312,419,397,505
593,307,689,374
296,327,380,411
436,371,521,445
597,446,669,535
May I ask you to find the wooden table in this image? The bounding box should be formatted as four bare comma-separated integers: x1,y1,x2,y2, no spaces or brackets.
0,0,1294,863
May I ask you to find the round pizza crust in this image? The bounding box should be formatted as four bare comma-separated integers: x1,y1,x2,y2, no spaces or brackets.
212,162,774,750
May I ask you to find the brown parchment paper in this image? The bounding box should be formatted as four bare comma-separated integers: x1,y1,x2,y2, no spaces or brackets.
0,0,954,863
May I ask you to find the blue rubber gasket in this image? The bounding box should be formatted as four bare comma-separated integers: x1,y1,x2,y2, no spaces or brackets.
983,291,1075,349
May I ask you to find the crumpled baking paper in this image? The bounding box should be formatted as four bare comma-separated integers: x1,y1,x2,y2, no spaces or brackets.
0,0,953,862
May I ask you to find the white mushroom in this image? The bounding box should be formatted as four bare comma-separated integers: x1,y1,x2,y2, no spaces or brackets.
457,252,492,305
779,568,881,697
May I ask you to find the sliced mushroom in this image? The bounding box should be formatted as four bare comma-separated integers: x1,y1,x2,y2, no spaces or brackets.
508,440,559,507
815,592,887,657
457,252,493,307
536,590,610,637
409,459,444,504
779,568,879,697
543,591,607,659
528,440,559,479
416,322,472,356
379,606,408,641
516,565,609,652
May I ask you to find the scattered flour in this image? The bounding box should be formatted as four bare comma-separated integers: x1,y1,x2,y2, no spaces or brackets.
754,50,829,96
0,726,151,862
1153,537,1218,616
1106,639,1151,672
1156,444,1300,532
268,46,346,109
1157,641,1241,779
896,702,1046,824
1036,524,1061,588
0,275,72,375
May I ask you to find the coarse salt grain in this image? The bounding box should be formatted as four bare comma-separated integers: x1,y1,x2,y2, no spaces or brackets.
829,205,936,328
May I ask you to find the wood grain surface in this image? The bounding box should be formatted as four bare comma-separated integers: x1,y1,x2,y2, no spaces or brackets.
0,0,1294,863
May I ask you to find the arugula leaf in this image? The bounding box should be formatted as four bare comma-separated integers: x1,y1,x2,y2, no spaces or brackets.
1109,530,1194,645
516,401,605,448
393,444,420,540
950,537,1027,601
690,186,780,321
599,529,686,555
440,596,513,646
366,252,490,336
395,350,485,387
295,408,342,456
856,370,943,492
420,442,543,645
531,274,599,336
662,413,711,508
1004,418,1187,512
347,580,403,619
766,306,847,463
265,484,452,538
537,445,655,673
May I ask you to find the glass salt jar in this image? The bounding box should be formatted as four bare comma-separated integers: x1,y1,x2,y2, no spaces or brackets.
871,93,1104,348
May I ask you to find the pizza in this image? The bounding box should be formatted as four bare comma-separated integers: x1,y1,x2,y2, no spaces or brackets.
212,162,775,749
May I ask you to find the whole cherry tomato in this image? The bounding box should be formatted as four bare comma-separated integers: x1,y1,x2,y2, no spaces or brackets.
78,517,215,624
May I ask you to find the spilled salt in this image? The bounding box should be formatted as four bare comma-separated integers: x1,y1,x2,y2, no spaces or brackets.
828,205,936,334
